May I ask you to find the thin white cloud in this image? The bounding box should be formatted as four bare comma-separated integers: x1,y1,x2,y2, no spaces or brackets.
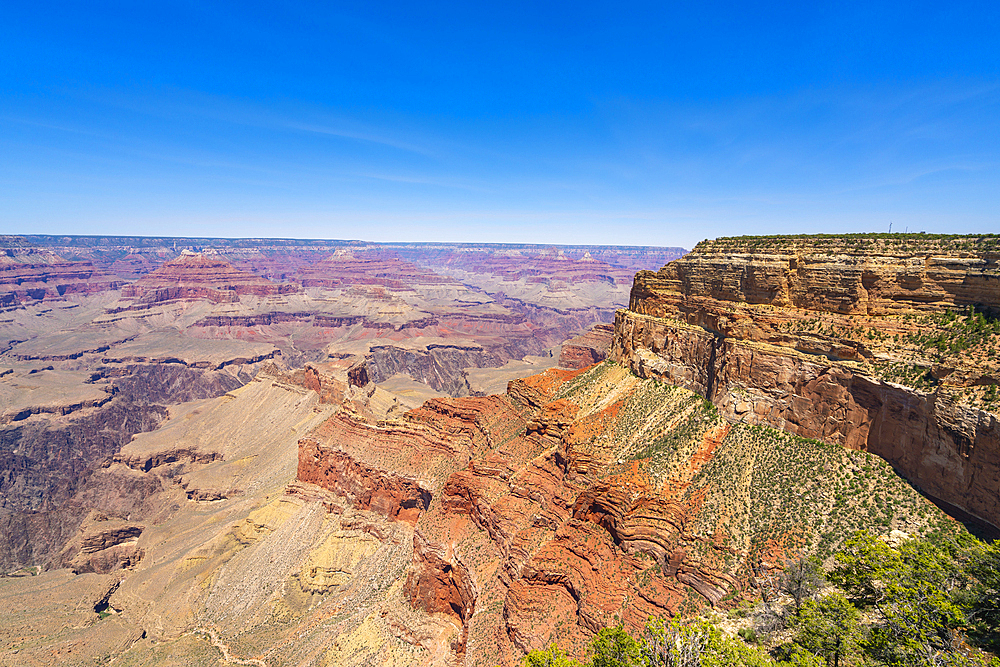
284,122,435,156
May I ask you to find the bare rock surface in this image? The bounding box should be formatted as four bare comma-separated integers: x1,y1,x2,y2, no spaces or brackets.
558,323,614,369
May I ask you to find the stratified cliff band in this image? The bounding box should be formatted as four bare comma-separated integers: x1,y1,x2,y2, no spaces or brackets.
614,234,1000,530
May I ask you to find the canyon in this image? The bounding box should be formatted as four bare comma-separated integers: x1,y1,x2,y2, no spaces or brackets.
1,233,996,667
0,236,682,578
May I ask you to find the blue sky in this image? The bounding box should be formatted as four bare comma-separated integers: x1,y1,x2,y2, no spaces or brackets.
2,2,998,248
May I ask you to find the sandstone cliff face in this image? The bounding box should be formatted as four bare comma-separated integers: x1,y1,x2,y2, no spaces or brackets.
631,235,1000,318
615,234,1000,531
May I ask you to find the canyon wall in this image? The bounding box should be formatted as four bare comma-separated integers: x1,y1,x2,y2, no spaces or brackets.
295,359,948,665
121,252,300,304
0,249,123,309
613,234,1000,530
0,364,244,571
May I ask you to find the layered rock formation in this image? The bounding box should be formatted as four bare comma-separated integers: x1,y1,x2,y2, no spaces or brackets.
0,363,245,572
614,234,1000,531
558,323,614,369
121,251,300,305
0,249,123,309
296,361,946,665
630,235,1000,317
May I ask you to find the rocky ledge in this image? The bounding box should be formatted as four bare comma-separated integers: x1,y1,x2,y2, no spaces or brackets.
614,234,1000,531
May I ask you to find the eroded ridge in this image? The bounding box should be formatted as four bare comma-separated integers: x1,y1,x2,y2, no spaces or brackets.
298,360,950,665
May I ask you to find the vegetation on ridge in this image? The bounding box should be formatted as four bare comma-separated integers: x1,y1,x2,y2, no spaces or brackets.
773,305,1000,412
697,233,1000,253
546,362,956,611
520,530,1000,667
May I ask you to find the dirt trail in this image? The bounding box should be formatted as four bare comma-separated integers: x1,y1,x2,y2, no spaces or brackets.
193,627,267,667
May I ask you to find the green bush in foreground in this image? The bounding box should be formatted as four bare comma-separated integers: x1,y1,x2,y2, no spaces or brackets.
521,531,999,667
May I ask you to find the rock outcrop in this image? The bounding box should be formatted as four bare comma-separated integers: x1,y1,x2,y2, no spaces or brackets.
629,235,1000,317
121,252,300,304
558,323,614,369
0,248,123,309
297,359,946,665
614,234,1000,531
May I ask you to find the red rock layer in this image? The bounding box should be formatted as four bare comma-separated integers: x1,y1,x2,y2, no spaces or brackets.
121,253,299,304
558,323,614,369
297,369,738,664
0,254,124,308
615,235,1000,530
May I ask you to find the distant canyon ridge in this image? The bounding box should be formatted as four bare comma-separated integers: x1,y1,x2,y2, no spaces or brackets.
0,234,684,575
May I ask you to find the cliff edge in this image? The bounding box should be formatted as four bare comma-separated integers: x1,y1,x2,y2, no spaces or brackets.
614,233,1000,531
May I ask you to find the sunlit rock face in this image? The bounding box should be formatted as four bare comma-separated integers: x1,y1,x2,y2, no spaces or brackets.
298,356,950,665
615,234,1000,531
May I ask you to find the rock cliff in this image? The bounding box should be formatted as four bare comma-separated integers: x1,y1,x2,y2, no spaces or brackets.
0,363,244,572
558,323,614,369
121,252,300,304
297,361,949,665
0,249,123,309
614,234,1000,531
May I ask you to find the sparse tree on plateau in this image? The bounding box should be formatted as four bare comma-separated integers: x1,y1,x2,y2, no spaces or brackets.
964,540,1000,652
788,592,862,666
782,555,827,614
641,619,707,667
829,531,974,666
